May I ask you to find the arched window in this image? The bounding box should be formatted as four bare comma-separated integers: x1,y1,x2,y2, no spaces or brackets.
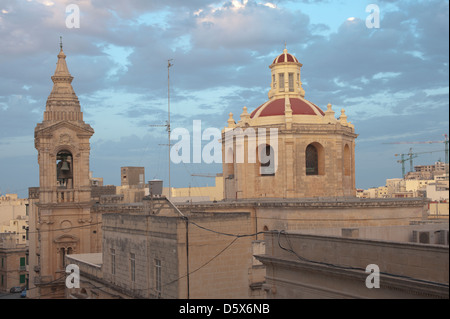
260,145,275,176
56,150,73,188
306,144,318,175
306,143,324,176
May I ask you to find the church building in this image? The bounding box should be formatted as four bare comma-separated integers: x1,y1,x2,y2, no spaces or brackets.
222,48,357,200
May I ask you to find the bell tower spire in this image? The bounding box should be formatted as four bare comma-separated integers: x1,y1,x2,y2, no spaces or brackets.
41,38,87,123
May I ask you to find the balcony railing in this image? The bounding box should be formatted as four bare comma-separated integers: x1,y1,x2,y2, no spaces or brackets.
57,189,75,203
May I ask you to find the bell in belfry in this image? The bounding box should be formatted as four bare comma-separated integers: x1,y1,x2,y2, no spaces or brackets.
61,160,70,171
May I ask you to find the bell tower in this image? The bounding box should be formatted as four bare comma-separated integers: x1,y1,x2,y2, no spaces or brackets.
33,40,94,297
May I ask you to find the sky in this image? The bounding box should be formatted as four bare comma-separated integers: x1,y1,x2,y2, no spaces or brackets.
0,0,448,198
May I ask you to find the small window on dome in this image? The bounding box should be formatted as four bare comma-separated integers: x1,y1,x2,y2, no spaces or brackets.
288,73,294,92
279,73,284,91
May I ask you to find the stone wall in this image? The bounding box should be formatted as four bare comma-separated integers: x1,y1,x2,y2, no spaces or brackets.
257,230,449,299
101,209,255,299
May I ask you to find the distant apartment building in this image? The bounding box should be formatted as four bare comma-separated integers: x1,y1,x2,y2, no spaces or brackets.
0,218,28,246
357,186,389,199
405,162,448,180
358,162,449,202
121,167,145,187
0,233,28,293
0,194,29,293
165,174,224,203
0,194,28,224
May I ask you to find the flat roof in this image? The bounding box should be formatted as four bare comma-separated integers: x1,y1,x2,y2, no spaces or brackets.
66,253,102,267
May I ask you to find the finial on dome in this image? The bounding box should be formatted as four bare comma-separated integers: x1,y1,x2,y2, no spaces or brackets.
227,113,236,128
340,109,348,126
60,36,63,51
240,106,250,124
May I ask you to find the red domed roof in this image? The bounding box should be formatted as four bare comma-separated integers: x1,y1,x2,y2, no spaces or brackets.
272,49,299,64
250,98,325,119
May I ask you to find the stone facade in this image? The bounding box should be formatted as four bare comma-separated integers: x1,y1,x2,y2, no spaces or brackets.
66,198,260,299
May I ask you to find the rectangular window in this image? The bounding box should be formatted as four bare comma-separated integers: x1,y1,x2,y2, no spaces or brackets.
288,73,294,92
155,259,162,293
130,253,135,282
279,73,284,91
19,257,26,271
20,274,25,284
111,249,116,275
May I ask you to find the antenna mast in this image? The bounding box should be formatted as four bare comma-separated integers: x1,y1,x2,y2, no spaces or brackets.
168,59,173,200
149,60,174,200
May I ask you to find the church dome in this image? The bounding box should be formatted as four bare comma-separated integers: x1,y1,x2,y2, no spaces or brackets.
246,48,324,124
250,97,324,119
271,50,300,64
226,48,353,128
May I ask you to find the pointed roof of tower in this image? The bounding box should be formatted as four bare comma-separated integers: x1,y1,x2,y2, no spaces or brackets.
52,38,74,84
47,40,78,103
36,40,93,134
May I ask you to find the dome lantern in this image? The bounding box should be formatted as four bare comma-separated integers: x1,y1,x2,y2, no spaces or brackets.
268,48,305,99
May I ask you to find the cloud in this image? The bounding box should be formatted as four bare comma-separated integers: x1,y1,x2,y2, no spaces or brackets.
0,0,448,196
